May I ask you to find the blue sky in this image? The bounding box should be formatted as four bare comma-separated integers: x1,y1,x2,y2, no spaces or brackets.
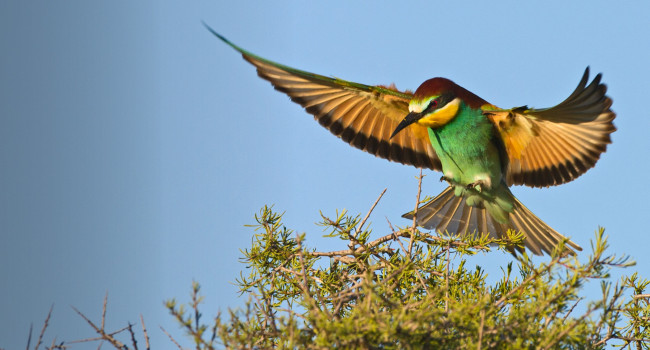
2,1,649,348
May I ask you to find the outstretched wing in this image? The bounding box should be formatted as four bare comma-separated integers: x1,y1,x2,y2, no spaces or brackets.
208,26,441,171
486,68,616,188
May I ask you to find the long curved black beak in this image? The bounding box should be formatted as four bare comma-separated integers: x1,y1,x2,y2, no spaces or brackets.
390,112,421,139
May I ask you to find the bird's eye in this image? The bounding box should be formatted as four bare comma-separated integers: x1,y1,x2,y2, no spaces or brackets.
428,100,438,110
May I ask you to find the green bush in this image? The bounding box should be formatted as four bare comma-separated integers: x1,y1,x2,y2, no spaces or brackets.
166,202,649,349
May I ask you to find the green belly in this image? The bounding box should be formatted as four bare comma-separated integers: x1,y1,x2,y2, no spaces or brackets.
426,105,513,222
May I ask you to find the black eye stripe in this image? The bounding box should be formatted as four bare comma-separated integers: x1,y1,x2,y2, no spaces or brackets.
423,99,438,113
425,94,453,113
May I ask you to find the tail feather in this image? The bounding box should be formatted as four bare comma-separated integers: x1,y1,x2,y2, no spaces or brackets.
510,206,547,255
402,186,581,255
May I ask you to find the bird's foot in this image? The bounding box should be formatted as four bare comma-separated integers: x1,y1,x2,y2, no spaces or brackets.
440,176,461,187
466,180,486,193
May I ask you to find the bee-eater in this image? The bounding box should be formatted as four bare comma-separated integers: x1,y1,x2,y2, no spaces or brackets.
208,26,616,255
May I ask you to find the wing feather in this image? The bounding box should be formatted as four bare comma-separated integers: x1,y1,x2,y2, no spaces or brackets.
487,68,616,187
208,28,442,170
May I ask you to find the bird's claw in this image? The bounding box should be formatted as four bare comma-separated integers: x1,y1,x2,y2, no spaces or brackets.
466,181,484,193
440,176,459,186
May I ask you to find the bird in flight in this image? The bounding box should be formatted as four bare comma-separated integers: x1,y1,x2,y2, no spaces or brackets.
207,26,616,255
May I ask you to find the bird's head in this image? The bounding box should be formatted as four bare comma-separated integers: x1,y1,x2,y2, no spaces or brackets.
390,77,488,138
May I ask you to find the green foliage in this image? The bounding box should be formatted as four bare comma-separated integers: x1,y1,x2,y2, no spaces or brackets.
166,205,650,349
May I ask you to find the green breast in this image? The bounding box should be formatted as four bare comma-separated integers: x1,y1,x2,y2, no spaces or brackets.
427,104,503,186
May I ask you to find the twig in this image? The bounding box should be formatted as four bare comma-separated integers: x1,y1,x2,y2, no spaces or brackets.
160,326,183,350
408,170,424,256
102,292,108,331
71,306,125,349
445,242,450,313
387,218,409,254
26,323,32,350
561,297,583,323
278,266,324,284
34,304,54,350
108,326,131,337
66,336,110,344
354,188,386,239
277,307,307,321
48,337,58,350
65,327,130,344
140,315,150,350
127,323,138,350
592,282,626,347
322,215,392,266
210,314,219,347
310,231,405,257
311,229,471,259
595,336,650,347
632,294,650,299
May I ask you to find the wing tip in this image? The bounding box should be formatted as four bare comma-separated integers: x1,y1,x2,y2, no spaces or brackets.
203,23,241,52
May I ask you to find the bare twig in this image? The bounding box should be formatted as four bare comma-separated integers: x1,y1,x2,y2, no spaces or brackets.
632,294,650,299
408,170,424,256
209,314,219,348
140,315,150,350
311,228,473,263
354,188,386,239
386,217,408,253
160,326,183,350
66,335,112,344
561,297,583,323
445,242,450,313
102,292,108,331
33,304,54,350
48,337,58,350
127,323,138,350
71,306,125,349
26,323,32,350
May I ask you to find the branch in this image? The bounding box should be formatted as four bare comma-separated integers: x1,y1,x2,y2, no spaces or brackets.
408,170,424,256
70,305,126,349
354,188,386,239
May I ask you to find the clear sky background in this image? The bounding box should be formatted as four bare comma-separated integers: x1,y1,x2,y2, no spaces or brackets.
2,1,649,348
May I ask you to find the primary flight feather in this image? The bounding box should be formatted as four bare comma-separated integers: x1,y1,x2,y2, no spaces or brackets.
208,26,616,255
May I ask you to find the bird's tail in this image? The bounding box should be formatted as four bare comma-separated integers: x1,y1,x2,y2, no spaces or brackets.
402,186,582,255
